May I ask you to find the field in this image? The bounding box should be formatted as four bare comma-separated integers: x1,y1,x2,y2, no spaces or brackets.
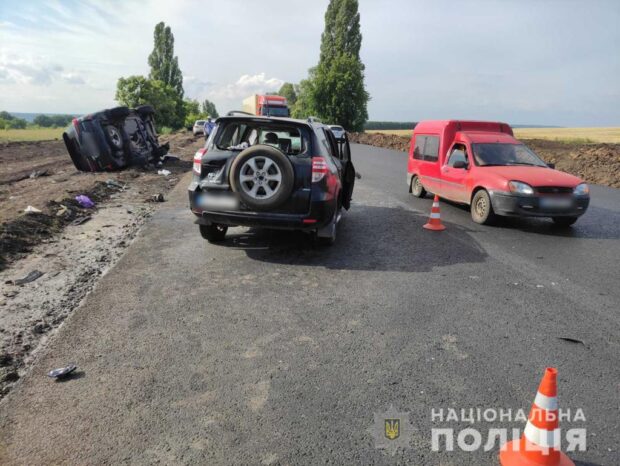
367,127,620,144
0,127,63,143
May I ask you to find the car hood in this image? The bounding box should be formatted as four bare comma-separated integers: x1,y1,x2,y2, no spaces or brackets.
479,166,583,187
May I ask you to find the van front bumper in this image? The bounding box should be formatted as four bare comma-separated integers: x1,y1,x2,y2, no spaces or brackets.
489,191,590,217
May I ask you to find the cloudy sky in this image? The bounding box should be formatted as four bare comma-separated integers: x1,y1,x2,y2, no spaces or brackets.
1,0,618,126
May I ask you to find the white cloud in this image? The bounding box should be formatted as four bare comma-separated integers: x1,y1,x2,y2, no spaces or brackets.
0,54,85,87
208,73,284,100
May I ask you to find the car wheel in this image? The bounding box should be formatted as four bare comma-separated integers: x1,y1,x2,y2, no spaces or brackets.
230,145,294,211
410,175,427,198
552,216,578,227
199,224,227,242
471,189,496,225
105,125,123,150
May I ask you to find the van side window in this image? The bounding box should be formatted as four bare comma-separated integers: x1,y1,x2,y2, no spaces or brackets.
414,135,439,162
413,136,425,160
423,136,439,162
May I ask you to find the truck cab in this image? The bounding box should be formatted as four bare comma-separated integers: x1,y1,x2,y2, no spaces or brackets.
242,94,290,117
407,120,590,226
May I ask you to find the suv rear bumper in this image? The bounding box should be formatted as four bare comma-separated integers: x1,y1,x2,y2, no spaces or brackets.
189,191,336,231
489,191,590,217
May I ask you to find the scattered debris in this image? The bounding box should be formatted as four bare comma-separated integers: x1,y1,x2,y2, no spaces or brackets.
106,179,126,190
71,216,91,226
75,195,95,208
150,193,165,203
29,169,50,179
47,363,77,379
56,205,70,217
157,169,172,176
557,337,586,346
162,154,180,162
9,270,44,286
24,206,42,214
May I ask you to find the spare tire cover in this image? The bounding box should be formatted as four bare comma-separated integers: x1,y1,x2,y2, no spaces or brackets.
230,145,295,211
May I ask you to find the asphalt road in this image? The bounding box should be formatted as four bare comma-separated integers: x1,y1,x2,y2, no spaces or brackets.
1,144,618,465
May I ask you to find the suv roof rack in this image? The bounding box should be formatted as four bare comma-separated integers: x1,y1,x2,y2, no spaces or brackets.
226,110,254,117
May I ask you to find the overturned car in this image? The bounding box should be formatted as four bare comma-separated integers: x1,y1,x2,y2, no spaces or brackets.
63,105,169,172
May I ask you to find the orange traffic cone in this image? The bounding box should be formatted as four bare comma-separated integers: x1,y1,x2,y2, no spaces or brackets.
423,195,446,231
500,367,574,466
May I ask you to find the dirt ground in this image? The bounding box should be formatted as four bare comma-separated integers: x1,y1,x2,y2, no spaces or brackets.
349,132,620,188
0,131,203,398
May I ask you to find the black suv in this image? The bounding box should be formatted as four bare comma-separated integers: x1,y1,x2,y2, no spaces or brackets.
63,105,169,172
188,115,355,245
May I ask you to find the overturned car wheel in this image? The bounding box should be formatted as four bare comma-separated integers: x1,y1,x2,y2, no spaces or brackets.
230,145,294,211
105,125,123,150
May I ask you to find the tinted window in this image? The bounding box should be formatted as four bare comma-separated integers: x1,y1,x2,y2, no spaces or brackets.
413,135,439,162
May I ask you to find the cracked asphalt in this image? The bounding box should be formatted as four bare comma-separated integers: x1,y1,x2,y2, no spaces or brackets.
0,144,618,465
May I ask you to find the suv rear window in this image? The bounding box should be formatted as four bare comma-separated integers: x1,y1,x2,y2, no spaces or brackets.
214,121,308,156
413,135,439,162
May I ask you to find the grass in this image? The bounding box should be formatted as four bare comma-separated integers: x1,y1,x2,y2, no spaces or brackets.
0,127,63,143
368,127,620,144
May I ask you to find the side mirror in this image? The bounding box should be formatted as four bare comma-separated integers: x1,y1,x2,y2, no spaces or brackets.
547,162,556,169
452,160,468,169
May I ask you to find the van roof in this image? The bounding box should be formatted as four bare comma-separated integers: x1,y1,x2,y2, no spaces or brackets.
413,120,513,136
457,131,519,144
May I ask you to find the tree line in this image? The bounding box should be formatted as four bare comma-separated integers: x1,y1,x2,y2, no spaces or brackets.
0,111,75,130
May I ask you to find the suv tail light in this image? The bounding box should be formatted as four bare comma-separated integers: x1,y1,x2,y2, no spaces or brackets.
312,157,328,183
193,148,207,175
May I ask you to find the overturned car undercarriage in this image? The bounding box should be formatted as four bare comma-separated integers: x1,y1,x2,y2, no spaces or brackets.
63,105,170,172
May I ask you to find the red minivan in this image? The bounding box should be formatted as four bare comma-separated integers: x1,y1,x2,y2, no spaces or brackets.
406,120,590,226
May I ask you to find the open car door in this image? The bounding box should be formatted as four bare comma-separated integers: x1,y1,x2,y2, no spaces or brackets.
339,134,355,210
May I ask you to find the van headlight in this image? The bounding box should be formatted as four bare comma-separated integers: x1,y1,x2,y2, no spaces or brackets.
508,181,534,195
573,183,589,196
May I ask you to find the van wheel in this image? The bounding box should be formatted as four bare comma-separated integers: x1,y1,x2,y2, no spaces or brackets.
410,175,426,198
552,216,578,227
199,224,227,242
471,190,496,225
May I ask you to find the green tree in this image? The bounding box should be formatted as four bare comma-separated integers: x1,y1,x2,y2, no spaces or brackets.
0,111,14,120
319,0,362,67
33,114,54,127
115,76,181,128
201,99,219,118
148,22,184,98
277,82,297,106
291,69,318,119
313,54,368,131
312,0,368,131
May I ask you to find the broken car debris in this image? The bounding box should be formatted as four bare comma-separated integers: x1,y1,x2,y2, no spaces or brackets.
7,270,44,286
47,364,77,379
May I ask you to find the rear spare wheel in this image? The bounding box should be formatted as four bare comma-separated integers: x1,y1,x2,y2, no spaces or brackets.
230,145,294,211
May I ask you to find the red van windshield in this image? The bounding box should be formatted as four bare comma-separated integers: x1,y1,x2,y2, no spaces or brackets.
472,143,547,167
